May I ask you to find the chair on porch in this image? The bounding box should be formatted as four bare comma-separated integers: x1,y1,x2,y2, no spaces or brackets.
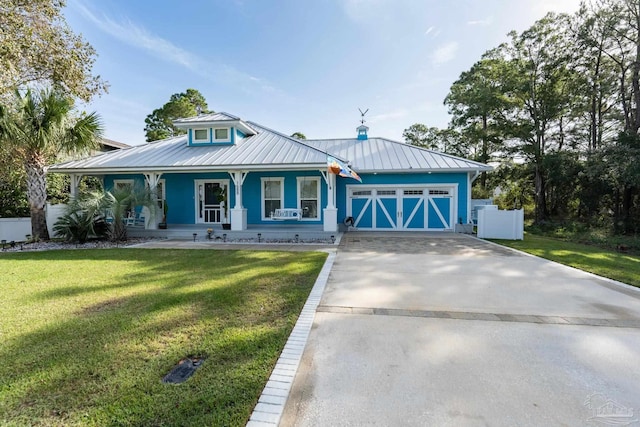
124,211,136,226
134,212,145,227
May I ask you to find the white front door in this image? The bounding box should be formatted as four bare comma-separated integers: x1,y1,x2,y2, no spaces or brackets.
195,180,228,224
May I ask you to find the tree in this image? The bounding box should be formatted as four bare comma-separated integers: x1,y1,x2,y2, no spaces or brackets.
501,13,577,223
0,0,107,101
445,56,514,190
0,89,103,239
290,132,306,139
144,89,211,141
588,0,640,231
402,124,441,149
0,144,29,217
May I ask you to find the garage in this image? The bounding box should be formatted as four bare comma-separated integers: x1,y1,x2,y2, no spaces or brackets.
347,185,456,231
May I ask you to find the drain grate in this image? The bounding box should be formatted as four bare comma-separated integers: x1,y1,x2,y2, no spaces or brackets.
162,357,205,384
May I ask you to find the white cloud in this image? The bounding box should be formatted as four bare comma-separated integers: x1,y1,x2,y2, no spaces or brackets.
75,2,199,71
73,1,286,100
467,17,493,26
424,26,442,38
430,41,459,65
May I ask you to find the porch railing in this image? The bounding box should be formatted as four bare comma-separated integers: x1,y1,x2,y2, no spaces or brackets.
203,206,222,223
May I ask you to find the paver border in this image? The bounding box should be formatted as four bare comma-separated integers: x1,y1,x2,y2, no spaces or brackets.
246,249,337,427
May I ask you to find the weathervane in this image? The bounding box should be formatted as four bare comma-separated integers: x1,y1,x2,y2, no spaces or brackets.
358,108,369,125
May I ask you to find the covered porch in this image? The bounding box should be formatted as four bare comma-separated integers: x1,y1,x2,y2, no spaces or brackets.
67,167,341,233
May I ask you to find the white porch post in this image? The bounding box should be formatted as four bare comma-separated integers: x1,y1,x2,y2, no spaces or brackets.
69,174,82,199
229,170,248,230
143,172,163,230
321,170,338,232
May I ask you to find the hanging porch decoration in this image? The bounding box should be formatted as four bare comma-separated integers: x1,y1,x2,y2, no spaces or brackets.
327,155,362,182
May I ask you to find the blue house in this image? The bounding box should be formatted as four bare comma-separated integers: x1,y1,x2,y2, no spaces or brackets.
49,113,491,233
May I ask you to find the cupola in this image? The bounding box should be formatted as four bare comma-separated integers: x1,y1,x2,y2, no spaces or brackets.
356,108,369,140
356,124,369,140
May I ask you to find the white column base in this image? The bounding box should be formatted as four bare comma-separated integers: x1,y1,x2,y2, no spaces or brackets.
142,206,157,230
323,208,338,232
230,208,247,231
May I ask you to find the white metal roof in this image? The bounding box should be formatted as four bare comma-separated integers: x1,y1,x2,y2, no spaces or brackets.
49,114,491,174
173,112,256,135
304,138,492,173
49,122,328,174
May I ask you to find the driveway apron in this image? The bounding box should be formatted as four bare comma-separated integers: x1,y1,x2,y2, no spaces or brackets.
280,232,640,427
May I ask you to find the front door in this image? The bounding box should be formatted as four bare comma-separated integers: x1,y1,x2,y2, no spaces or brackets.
195,180,227,224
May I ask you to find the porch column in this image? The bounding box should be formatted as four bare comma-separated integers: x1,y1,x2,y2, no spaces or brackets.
69,174,82,199
229,170,248,230
143,172,163,230
321,170,338,232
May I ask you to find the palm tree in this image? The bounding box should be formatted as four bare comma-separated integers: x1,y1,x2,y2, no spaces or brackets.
0,89,103,239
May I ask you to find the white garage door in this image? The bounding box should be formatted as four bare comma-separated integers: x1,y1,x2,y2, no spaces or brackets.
347,186,456,231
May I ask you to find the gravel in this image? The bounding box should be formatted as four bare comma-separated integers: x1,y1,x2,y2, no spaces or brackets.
0,238,160,253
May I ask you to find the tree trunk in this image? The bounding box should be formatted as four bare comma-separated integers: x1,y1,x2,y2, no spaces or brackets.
25,157,50,240
534,163,547,223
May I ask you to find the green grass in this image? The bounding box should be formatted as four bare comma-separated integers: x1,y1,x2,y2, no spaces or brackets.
491,234,640,288
0,249,327,426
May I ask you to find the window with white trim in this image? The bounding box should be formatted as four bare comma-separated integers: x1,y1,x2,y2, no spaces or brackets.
113,179,134,191
261,178,283,220
297,177,320,219
214,128,229,141
193,128,209,142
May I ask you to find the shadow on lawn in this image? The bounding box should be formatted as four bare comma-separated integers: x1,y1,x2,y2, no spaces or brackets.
0,249,325,426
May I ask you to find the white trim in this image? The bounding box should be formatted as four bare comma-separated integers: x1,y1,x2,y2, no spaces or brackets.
113,179,134,190
49,163,331,175
229,170,249,209
213,127,231,142
296,176,321,221
261,177,284,220
192,128,210,143
194,179,230,224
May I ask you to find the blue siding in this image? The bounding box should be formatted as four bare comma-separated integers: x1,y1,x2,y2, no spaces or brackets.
167,173,234,224
102,170,470,226
243,171,325,225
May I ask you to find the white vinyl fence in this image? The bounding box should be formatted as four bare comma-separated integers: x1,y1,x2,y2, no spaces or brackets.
0,218,32,242
0,203,67,242
477,208,524,240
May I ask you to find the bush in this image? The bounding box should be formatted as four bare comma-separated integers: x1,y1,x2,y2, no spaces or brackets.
53,191,109,243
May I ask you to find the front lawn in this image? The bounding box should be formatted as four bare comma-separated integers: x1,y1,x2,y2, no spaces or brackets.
0,249,327,426
491,234,640,288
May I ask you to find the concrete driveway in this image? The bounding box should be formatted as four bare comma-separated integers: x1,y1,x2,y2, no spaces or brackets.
280,232,640,426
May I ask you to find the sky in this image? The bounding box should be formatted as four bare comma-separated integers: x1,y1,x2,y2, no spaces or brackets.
65,0,582,146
